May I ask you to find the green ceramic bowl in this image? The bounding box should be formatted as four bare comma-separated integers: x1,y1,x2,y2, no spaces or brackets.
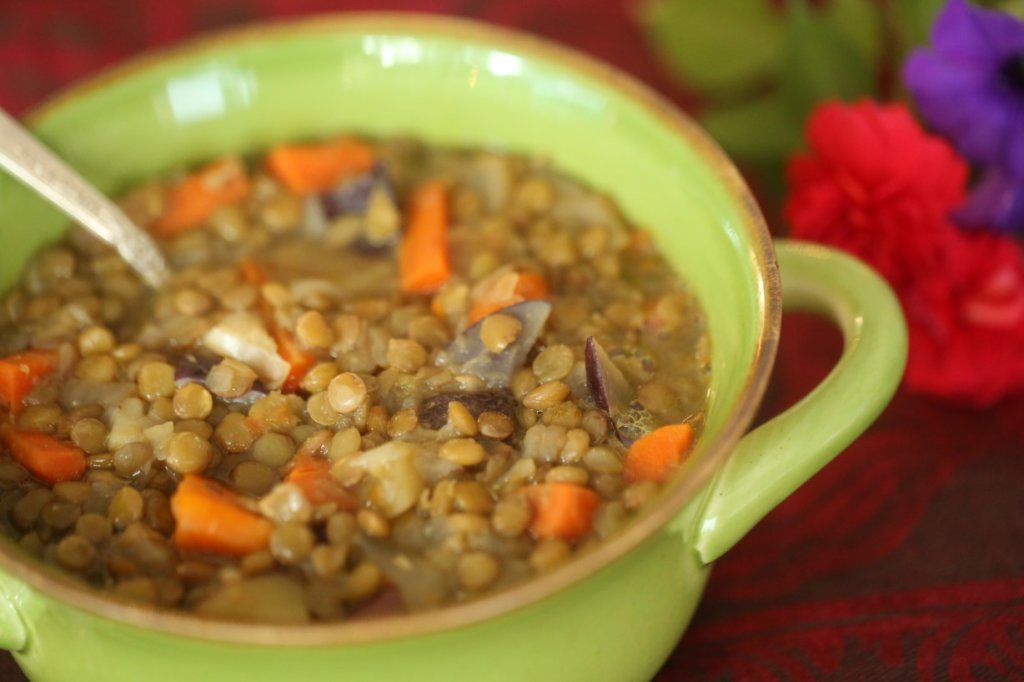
0,14,907,682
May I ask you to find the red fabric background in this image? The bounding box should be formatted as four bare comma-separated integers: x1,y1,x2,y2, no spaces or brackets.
0,1,1022,680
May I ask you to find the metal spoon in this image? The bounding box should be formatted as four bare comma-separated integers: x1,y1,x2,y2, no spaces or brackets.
0,108,169,288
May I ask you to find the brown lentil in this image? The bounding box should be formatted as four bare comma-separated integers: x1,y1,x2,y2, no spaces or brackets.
300,362,339,393
252,432,295,467
165,432,213,474
328,428,361,461
269,522,315,566
478,410,514,440
231,461,278,496
108,487,144,529
438,438,486,467
78,325,116,356
546,465,589,485
456,552,501,591
17,404,62,433
13,488,53,529
309,544,348,578
446,401,478,437
532,344,574,382
55,535,96,572
386,338,427,373
522,380,571,410
75,513,112,544
492,493,532,537
70,417,108,454
325,512,357,546
173,383,213,420
113,442,154,478
480,313,521,353
215,413,256,453
136,361,176,400
327,372,367,414
357,509,390,538
529,539,571,571
206,359,257,399
295,310,333,349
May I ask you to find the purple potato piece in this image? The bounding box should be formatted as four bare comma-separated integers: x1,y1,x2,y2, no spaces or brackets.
319,163,392,219
584,336,633,415
173,354,218,387
416,389,517,430
440,300,552,388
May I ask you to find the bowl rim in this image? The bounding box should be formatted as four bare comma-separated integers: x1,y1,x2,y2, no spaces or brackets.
7,12,781,646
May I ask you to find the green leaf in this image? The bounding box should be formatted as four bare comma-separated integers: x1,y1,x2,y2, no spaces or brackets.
702,95,804,163
781,0,876,114
1000,0,1024,18
825,0,883,66
638,0,783,96
894,0,946,50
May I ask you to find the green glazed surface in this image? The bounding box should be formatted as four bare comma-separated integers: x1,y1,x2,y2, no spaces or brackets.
0,15,906,681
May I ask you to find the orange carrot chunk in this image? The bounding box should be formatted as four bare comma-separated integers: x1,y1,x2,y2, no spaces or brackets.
152,157,251,236
266,138,376,195
170,474,272,556
0,427,85,484
624,423,694,484
527,483,601,542
399,180,451,296
273,328,317,394
0,349,59,414
467,270,551,324
285,455,358,510
238,257,270,286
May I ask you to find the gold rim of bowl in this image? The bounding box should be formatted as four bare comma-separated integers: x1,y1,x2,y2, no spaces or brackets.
7,12,782,646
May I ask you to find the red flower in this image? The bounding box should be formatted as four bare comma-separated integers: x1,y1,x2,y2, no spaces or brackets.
903,232,1024,406
785,100,968,289
785,99,1024,406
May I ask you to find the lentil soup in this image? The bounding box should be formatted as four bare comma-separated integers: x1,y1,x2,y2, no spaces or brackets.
0,136,709,623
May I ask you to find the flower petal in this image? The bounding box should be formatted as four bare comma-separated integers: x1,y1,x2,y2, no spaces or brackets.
955,167,1024,233
931,0,1002,63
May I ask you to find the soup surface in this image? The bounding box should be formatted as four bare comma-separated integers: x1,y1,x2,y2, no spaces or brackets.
0,137,709,623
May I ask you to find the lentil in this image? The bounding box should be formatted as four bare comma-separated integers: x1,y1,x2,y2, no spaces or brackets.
165,432,213,474
480,314,521,353
252,432,295,467
136,361,176,400
206,359,257,399
327,372,367,414
439,438,486,467
523,380,571,410
269,523,315,565
78,325,116,356
173,383,213,420
386,338,427,373
296,310,333,349
55,535,96,572
456,552,501,591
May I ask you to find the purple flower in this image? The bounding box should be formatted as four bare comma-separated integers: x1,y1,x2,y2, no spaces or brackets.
904,0,1024,180
955,167,1024,232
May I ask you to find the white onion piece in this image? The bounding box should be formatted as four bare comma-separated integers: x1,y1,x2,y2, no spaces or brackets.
202,312,289,389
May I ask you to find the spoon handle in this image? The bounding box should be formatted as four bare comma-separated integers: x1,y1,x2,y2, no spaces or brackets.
0,108,169,288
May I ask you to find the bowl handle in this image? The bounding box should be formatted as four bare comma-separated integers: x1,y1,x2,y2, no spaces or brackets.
694,239,907,564
0,584,26,651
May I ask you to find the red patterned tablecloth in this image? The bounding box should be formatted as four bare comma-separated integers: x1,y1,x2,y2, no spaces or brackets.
0,1,1022,679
